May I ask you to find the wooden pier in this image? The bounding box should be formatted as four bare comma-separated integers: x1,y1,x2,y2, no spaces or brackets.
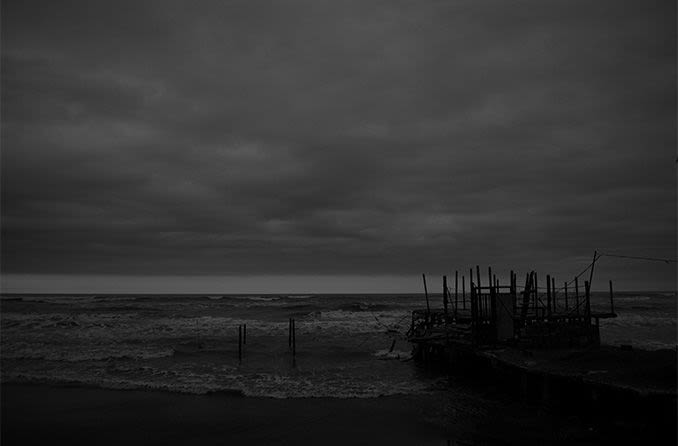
409,267,616,357
406,264,676,428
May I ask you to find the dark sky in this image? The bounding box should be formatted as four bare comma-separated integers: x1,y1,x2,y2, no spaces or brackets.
2,0,676,292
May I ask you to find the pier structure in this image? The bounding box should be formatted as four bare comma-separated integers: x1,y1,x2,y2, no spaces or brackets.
404,266,678,428
408,267,617,360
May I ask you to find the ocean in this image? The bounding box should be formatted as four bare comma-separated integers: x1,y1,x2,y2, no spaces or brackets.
1,291,675,398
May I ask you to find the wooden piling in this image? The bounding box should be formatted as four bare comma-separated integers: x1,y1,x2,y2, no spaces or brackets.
292,318,296,356
443,275,449,317
488,266,492,293
243,323,247,345
476,265,481,317
584,281,592,324
238,325,242,362
462,275,466,309
533,273,538,316
564,282,568,311
422,273,430,315
552,276,556,312
288,318,292,349
609,280,615,314
546,274,551,315
575,277,580,316
454,271,459,313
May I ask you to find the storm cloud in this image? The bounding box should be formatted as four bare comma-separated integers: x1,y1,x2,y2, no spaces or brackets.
2,0,676,291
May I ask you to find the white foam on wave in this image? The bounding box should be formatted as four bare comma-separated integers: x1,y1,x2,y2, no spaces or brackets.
2,364,434,399
373,349,412,360
2,343,175,362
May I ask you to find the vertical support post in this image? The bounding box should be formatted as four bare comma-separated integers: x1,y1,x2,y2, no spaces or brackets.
546,274,551,316
238,324,242,362
488,266,493,295
533,272,538,316
454,271,459,314
422,274,430,315
476,265,481,319
609,280,615,314
243,323,247,345
552,276,556,313
292,318,296,356
564,282,568,311
469,268,475,323
443,275,449,317
470,279,477,345
584,280,592,325
462,275,466,309
575,277,580,316
288,318,292,349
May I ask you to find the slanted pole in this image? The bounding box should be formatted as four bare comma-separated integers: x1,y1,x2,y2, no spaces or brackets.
588,250,598,290
575,277,580,316
422,274,430,315
609,280,615,314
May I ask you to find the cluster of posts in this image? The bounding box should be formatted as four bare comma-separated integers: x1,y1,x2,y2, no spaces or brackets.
235,319,297,363
410,259,617,349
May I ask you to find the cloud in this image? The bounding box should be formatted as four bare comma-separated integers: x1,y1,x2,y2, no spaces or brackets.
1,0,675,290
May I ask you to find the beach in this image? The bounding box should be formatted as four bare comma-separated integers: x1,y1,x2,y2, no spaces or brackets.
5,381,672,446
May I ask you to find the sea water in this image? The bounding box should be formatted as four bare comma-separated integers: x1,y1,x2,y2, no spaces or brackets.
1,292,675,397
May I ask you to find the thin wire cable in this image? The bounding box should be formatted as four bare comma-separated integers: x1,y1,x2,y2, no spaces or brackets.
600,253,677,264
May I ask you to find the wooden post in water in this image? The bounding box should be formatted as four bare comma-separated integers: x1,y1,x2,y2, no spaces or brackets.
422,274,430,315
575,277,580,316
243,323,247,345
292,318,296,356
584,281,592,324
546,274,551,316
238,325,242,362
443,275,449,317
609,280,615,314
552,276,556,312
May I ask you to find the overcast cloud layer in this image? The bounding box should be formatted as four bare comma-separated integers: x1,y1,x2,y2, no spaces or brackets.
2,0,676,291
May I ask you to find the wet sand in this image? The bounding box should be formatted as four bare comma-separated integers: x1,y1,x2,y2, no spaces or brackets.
2,382,674,445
